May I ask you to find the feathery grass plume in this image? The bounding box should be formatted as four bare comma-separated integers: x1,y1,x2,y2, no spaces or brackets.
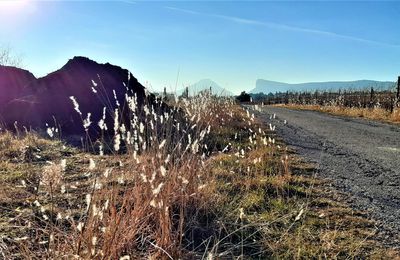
83,113,92,130
69,96,82,115
89,158,96,170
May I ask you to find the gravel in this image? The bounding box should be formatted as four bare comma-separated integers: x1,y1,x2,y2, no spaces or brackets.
252,106,400,246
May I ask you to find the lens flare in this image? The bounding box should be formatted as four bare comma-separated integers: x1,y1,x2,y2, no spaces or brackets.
0,0,37,27
0,0,27,9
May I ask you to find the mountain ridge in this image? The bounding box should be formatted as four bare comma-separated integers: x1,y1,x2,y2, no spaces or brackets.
251,79,395,94
0,56,147,137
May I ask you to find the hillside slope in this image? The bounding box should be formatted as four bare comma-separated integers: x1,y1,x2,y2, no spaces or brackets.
0,57,147,137
0,66,36,110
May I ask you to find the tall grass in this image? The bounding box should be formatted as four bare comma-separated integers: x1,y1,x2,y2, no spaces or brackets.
1,77,245,258
1,78,397,258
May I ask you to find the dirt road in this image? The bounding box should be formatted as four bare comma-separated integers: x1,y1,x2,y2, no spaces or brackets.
253,106,400,243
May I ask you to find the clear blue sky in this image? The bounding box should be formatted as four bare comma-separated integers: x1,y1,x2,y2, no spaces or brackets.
1,0,399,94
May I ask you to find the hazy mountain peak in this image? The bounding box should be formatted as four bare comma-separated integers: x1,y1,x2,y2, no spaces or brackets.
196,78,218,85
181,78,233,96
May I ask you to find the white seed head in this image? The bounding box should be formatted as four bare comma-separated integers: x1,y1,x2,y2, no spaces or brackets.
159,139,166,149
69,96,82,115
152,183,164,195
77,222,84,232
160,165,167,177
89,158,96,170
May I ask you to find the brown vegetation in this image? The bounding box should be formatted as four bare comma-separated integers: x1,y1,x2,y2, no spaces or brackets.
276,104,400,124
0,95,398,258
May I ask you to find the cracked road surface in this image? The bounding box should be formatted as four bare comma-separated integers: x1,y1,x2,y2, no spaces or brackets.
253,106,400,244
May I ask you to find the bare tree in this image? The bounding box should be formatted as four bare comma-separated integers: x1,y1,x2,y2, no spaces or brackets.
0,45,22,67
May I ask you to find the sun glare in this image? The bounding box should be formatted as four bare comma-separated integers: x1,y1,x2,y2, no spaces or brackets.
0,0,28,12
0,0,37,23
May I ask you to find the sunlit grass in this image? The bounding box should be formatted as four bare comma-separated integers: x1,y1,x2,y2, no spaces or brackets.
276,104,400,124
0,89,398,258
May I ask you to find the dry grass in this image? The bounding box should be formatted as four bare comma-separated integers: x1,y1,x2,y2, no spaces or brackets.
277,104,400,124
202,130,398,258
0,94,398,258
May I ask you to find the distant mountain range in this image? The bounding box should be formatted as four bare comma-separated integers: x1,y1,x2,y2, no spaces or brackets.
178,79,233,96
251,79,396,94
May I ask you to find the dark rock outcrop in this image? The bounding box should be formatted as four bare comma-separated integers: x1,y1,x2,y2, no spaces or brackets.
0,66,36,110
0,56,147,138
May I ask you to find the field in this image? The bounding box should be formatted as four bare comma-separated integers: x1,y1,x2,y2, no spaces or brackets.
255,87,400,124
276,104,400,124
1,94,398,259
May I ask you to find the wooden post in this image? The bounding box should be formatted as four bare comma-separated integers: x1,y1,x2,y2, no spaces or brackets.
391,96,395,113
370,87,374,108
392,76,400,112
285,91,289,104
343,90,347,107
185,87,189,98
314,90,318,105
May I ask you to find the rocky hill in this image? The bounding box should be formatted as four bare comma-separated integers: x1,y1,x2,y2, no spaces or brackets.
0,57,147,138
0,66,36,109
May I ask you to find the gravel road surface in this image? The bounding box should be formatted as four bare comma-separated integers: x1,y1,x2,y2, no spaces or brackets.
253,106,400,244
